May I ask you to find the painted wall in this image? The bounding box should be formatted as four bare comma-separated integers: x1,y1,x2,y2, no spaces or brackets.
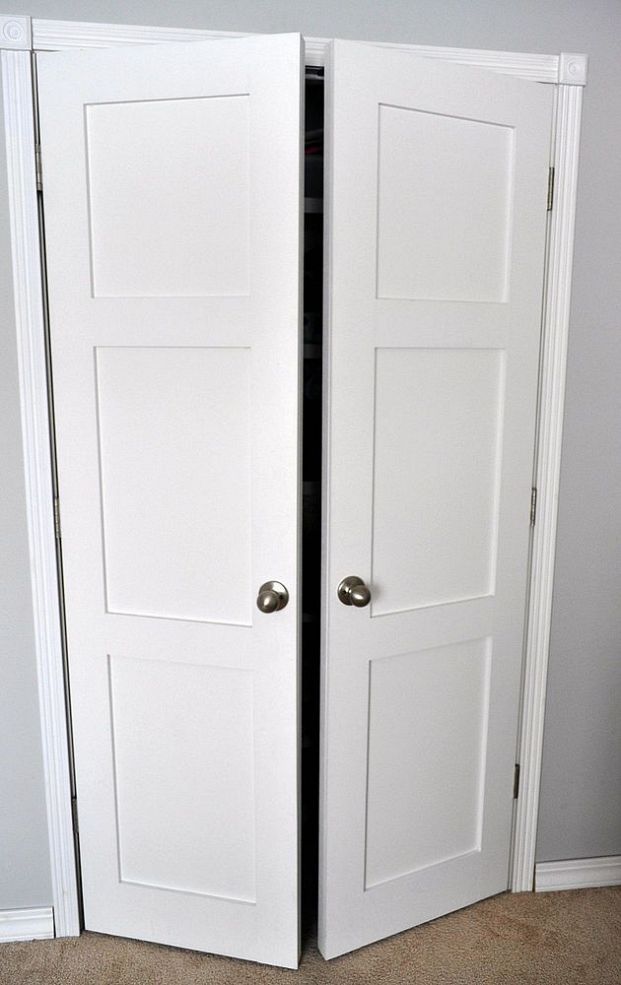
0,0,619,910
0,89,52,907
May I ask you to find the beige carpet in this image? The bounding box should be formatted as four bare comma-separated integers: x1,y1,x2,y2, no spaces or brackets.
1,888,620,985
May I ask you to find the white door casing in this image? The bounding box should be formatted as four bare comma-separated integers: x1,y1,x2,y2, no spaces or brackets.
2,15,585,956
319,41,554,958
37,34,302,968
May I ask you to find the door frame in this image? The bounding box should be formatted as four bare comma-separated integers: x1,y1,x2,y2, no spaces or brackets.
0,13,587,938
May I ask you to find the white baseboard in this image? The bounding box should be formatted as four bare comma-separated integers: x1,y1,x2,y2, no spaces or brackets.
535,855,621,892
0,906,54,943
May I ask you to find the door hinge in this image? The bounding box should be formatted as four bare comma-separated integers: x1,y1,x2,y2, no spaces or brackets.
513,763,521,800
53,496,61,540
530,487,538,526
35,142,42,191
547,166,555,211
71,796,79,836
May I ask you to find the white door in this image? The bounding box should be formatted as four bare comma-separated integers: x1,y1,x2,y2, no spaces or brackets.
38,35,302,968
319,42,553,958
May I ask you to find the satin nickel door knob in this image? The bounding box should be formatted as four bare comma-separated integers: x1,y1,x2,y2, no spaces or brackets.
256,581,289,613
337,576,371,608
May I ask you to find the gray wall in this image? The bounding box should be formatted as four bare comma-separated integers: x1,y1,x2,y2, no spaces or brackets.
0,93,52,906
1,0,619,910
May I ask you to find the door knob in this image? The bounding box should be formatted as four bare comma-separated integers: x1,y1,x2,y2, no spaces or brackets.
256,581,289,613
337,576,371,608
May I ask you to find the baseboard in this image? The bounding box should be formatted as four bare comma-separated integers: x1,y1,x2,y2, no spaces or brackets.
535,855,621,892
0,906,54,943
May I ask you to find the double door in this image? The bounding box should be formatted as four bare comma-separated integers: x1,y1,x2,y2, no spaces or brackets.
37,33,553,969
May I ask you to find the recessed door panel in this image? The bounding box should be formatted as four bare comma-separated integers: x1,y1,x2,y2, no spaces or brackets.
376,104,514,303
109,655,256,901
85,96,250,298
96,346,252,624
38,34,302,968
371,347,505,615
365,638,492,887
320,41,553,959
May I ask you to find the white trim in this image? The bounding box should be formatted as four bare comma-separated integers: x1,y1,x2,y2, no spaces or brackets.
27,18,590,86
558,52,588,86
535,856,621,892
0,906,54,942
309,40,562,80
0,15,31,49
2,17,586,936
32,18,244,50
1,49,80,938
511,82,584,893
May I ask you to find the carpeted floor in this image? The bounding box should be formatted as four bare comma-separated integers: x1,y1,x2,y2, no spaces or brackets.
1,888,620,985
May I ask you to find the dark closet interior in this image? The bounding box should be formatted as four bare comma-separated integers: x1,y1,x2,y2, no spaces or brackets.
301,68,324,937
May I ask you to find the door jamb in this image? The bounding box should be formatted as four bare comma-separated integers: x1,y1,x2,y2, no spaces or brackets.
0,13,586,934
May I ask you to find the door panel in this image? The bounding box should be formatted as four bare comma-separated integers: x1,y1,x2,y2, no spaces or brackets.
376,104,513,303
319,41,553,959
84,96,251,298
96,346,252,623
365,637,492,887
38,35,302,968
108,656,256,901
371,347,504,613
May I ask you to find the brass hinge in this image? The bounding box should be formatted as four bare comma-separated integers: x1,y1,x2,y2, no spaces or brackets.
53,496,61,540
547,166,555,211
513,763,521,800
35,142,42,191
530,487,537,527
